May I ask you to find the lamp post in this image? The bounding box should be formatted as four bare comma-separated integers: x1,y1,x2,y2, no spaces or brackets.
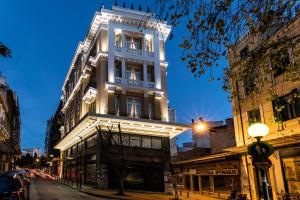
247,123,274,200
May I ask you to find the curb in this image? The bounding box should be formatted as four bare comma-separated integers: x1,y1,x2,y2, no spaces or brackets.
57,180,132,200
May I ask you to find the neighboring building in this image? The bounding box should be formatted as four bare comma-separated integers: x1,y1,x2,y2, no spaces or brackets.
192,120,223,148
54,5,189,193
0,73,21,172
227,14,300,199
45,101,64,176
172,118,238,196
22,148,41,157
177,142,194,153
168,107,176,123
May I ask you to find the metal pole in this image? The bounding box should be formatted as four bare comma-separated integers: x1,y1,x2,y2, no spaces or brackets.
260,169,270,200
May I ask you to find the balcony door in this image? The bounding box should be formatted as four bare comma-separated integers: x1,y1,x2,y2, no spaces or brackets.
126,67,141,81
127,97,141,118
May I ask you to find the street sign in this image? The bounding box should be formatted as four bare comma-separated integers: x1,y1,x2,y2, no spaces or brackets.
248,141,274,158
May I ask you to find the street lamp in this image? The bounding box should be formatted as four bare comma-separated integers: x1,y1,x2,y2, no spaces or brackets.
247,123,273,200
192,118,207,133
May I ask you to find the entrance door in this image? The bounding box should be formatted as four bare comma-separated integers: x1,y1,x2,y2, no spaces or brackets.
185,175,191,190
193,175,199,191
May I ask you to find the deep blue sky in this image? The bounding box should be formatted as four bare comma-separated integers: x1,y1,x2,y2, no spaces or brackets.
0,0,232,151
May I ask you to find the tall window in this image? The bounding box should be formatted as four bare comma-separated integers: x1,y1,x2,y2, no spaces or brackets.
125,36,142,50
272,90,300,122
248,109,261,125
147,66,154,82
127,97,141,118
115,34,122,47
115,61,122,78
145,38,153,52
115,95,120,116
126,67,141,80
240,46,249,60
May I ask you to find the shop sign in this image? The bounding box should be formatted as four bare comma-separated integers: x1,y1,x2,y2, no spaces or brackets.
196,168,239,176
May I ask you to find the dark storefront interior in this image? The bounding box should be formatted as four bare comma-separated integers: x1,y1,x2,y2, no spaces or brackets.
108,163,164,192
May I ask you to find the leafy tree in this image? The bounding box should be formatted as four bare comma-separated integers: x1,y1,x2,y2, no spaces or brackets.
0,42,11,58
149,0,300,82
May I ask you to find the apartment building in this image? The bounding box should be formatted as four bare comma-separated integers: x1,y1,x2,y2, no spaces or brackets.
228,14,300,199
54,5,189,192
0,73,21,172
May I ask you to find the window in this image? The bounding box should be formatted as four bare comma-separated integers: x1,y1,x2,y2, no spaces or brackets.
240,46,249,60
115,95,120,116
147,66,154,82
272,90,300,122
115,61,122,78
86,134,97,148
152,137,162,149
78,141,85,151
88,101,96,113
112,133,120,145
248,109,261,125
125,36,142,50
127,98,142,118
126,67,141,80
115,34,122,47
121,134,130,146
130,135,141,147
243,70,256,96
271,49,290,77
142,136,151,148
145,38,153,52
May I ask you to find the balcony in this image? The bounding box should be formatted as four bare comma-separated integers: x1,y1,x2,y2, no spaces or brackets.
115,77,155,89
114,46,154,61
82,83,97,104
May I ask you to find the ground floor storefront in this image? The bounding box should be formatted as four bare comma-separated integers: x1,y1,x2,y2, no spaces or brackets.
232,134,300,200
59,131,172,193
173,153,241,196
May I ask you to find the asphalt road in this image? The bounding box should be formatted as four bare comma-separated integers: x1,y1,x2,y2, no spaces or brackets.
29,176,108,200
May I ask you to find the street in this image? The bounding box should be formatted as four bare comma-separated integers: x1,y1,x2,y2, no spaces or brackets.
30,176,108,200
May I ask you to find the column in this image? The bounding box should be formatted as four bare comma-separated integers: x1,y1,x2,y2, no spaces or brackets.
142,94,149,118
120,90,127,116
209,176,215,193
108,26,115,83
153,32,161,89
143,62,147,82
121,30,125,48
199,176,203,193
190,175,194,191
121,59,126,79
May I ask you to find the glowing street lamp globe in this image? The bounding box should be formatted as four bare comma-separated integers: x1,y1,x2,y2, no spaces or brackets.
248,123,269,138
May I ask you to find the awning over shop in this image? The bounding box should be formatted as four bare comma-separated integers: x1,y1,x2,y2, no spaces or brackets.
225,132,300,154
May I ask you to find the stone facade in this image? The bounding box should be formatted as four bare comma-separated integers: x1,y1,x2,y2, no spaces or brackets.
53,5,189,193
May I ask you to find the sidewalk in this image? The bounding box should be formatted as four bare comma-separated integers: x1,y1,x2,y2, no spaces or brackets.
59,181,228,200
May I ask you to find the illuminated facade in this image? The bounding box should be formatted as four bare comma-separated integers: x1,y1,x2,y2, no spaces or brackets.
54,5,189,192
0,73,21,172
228,15,300,199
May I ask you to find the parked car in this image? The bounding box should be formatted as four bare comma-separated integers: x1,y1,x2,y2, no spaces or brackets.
0,175,25,200
2,171,30,187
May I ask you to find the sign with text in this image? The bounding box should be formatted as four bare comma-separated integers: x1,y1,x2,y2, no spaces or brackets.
196,168,239,176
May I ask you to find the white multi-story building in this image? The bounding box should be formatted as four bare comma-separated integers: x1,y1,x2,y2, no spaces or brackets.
54,5,190,192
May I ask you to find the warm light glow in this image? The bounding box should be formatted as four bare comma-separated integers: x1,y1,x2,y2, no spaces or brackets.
114,28,122,35
194,122,206,133
248,123,269,138
145,34,153,40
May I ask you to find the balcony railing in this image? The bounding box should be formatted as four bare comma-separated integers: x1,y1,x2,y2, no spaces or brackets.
114,46,154,58
104,110,167,122
115,77,155,89
0,118,10,139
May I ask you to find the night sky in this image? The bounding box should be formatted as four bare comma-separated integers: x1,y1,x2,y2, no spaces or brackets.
0,0,232,151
